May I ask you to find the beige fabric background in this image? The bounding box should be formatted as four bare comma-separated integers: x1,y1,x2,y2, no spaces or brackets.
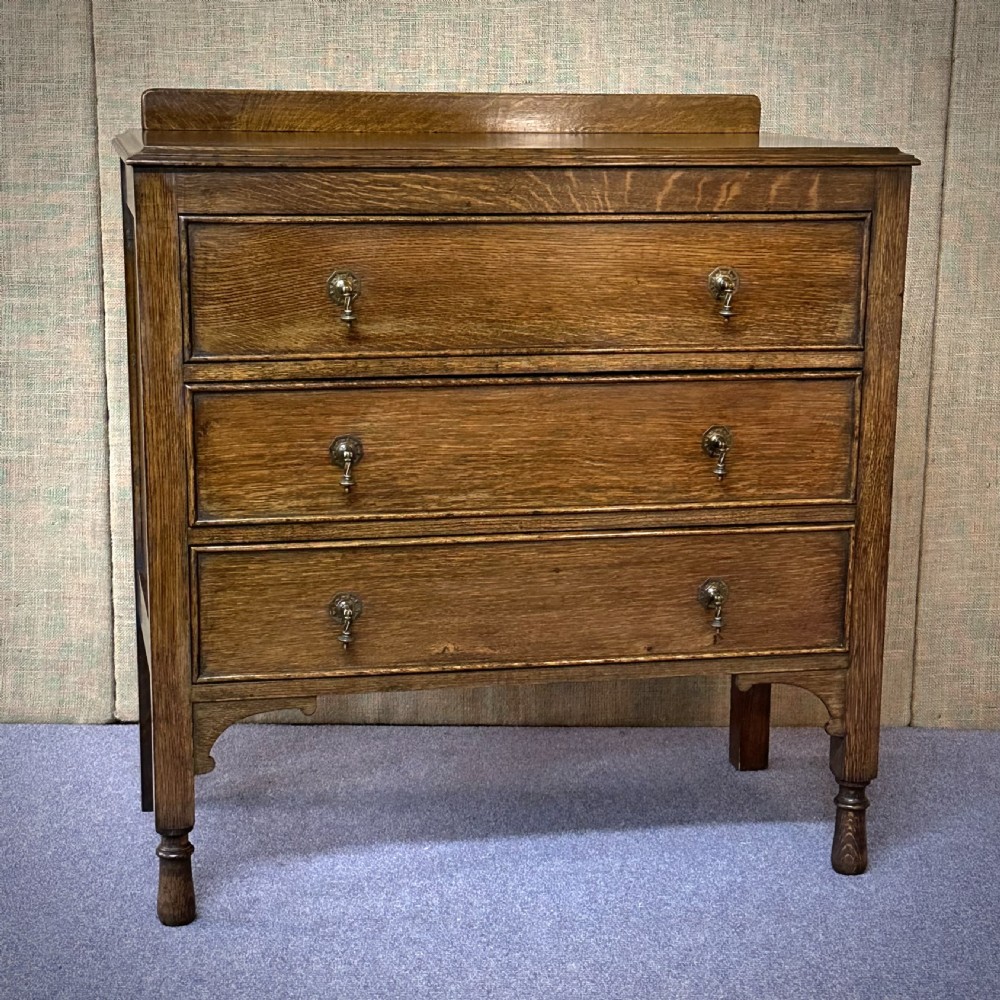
913,0,1000,727
2,1,114,721
2,1,996,728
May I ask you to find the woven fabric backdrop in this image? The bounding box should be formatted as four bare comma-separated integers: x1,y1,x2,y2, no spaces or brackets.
3,0,997,728
913,0,1000,728
87,0,952,728
1,0,114,722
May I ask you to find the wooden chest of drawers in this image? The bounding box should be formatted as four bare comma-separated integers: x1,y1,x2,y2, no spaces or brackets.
114,90,916,925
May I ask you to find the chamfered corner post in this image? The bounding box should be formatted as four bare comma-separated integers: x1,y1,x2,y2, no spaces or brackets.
829,165,912,876
132,166,199,923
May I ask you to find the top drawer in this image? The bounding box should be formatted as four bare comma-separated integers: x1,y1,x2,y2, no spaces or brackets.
184,217,867,361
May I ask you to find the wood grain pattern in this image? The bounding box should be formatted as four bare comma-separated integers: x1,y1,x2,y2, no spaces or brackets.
187,503,856,547
114,128,917,169
736,667,847,737
728,679,771,770
155,833,195,926
193,527,850,682
190,652,849,705
190,375,858,525
116,92,915,914
831,782,869,875
133,171,195,834
141,90,763,134
133,170,199,923
182,350,865,382
278,677,749,727
836,168,912,785
173,167,878,216
186,218,866,360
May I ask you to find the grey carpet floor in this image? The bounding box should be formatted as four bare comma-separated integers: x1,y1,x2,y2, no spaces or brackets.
2,724,999,1000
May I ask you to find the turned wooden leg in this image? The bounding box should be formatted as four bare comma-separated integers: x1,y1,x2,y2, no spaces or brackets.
829,732,873,875
150,721,196,924
728,678,771,771
156,831,196,925
831,781,869,875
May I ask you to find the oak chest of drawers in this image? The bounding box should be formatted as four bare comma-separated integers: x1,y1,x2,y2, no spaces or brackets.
114,90,916,925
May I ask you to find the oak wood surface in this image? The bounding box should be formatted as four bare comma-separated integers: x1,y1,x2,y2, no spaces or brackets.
114,127,917,169
190,652,849,704
729,679,771,770
736,667,847,737
831,782,869,875
155,834,195,926
133,171,195,835
190,375,858,525
141,90,763,134
174,167,878,217
181,350,865,382
116,92,915,915
134,167,199,926
834,167,911,785
186,503,856,547
295,676,827,727
193,526,850,682
186,217,866,360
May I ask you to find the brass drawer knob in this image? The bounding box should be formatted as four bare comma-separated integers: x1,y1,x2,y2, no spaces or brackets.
329,592,364,648
701,425,733,480
328,270,361,323
708,266,740,319
330,435,364,491
697,579,729,642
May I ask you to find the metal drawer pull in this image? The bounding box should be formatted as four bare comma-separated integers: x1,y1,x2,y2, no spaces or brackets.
329,593,364,648
330,435,364,491
698,579,729,642
708,266,740,319
701,425,733,480
327,270,361,323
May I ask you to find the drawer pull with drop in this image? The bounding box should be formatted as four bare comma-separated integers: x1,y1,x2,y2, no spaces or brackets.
329,435,364,491
701,425,733,480
697,579,729,642
187,220,867,359
708,266,740,319
327,270,361,324
328,592,364,648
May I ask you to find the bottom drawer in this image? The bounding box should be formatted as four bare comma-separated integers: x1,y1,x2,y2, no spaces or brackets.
194,527,850,681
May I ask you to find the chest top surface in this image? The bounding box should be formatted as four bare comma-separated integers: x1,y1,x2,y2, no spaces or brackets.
114,88,918,168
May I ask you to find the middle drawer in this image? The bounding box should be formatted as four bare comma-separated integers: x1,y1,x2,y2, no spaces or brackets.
190,375,858,525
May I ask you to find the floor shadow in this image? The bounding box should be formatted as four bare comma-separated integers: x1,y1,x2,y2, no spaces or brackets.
197,725,846,859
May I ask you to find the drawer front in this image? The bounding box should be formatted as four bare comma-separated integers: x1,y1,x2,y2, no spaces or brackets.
191,376,858,524
185,218,866,360
194,527,850,681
